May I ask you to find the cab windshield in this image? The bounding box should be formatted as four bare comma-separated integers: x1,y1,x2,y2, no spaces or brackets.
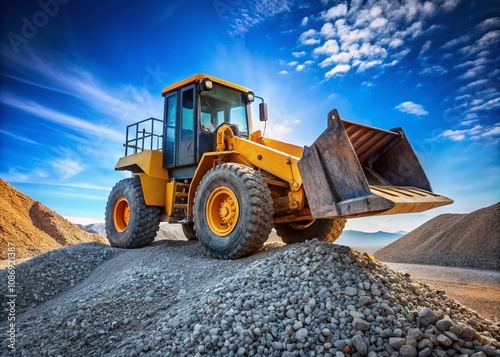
199,83,249,136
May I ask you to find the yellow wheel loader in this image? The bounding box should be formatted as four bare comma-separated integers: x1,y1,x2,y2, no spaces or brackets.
105,74,452,259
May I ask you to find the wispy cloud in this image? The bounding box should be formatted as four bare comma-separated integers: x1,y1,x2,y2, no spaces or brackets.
440,124,500,142
50,148,87,180
0,129,39,145
1,48,163,124
395,101,429,116
1,93,123,141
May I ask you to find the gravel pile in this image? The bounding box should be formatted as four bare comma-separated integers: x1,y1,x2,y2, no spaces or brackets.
1,240,499,356
375,203,500,271
0,243,122,320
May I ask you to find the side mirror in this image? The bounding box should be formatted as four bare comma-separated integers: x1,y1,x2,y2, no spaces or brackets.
259,102,268,122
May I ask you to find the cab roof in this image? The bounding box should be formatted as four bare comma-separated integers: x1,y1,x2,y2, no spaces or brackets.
161,73,251,96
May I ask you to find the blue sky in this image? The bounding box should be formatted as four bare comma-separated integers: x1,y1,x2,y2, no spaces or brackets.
0,0,498,232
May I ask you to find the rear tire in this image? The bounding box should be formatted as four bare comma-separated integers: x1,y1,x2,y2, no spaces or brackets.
194,163,273,259
275,218,346,245
105,177,161,248
181,223,197,241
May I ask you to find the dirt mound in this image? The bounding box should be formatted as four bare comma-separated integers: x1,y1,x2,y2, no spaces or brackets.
1,240,498,356
0,179,107,261
375,203,500,271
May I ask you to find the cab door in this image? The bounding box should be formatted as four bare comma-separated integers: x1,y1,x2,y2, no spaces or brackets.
164,85,197,169
177,85,196,166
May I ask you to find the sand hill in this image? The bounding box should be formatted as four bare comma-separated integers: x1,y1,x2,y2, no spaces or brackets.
375,203,500,271
0,178,107,261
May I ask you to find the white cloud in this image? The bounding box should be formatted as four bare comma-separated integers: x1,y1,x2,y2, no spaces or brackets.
227,0,293,35
320,52,352,67
320,23,335,38
422,1,437,17
279,70,288,75
370,17,388,29
301,16,309,26
455,94,472,101
288,61,299,66
459,119,479,126
395,101,429,116
460,66,486,79
459,79,489,91
296,60,314,71
420,64,446,76
441,129,466,141
292,0,457,77
419,40,432,55
476,17,500,31
325,64,350,79
469,97,500,112
442,0,460,11
389,38,404,48
313,39,339,55
292,51,306,58
322,4,347,20
357,60,382,72
299,29,320,45
440,124,500,142
455,57,488,69
442,35,470,50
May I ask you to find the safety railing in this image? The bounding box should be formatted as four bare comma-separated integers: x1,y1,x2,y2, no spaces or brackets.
123,117,163,156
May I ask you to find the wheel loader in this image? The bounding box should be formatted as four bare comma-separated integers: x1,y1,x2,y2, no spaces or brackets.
105,73,452,259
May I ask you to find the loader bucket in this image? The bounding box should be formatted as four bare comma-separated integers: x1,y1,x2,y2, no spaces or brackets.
298,109,452,218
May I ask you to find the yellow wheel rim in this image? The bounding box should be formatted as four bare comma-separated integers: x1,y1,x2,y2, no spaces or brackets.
113,197,130,232
206,187,239,236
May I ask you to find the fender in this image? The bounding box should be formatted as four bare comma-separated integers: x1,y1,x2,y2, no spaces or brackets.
186,151,241,218
115,150,168,207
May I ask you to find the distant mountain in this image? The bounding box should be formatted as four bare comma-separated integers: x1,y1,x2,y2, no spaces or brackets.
336,230,405,248
79,221,405,248
77,223,106,238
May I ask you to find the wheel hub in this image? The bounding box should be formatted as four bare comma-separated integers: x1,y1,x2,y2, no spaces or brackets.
206,187,239,236
219,198,237,227
113,197,130,232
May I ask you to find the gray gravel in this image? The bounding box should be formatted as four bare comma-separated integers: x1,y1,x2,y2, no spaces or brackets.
1,239,499,356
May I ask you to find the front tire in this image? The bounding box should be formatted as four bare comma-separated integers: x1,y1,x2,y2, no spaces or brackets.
105,177,161,248
275,218,346,245
194,163,273,259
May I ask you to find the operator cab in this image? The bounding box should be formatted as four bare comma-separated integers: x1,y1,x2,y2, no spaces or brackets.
161,74,260,179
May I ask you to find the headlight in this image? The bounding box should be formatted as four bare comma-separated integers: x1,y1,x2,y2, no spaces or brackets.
245,91,255,103
200,78,213,91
